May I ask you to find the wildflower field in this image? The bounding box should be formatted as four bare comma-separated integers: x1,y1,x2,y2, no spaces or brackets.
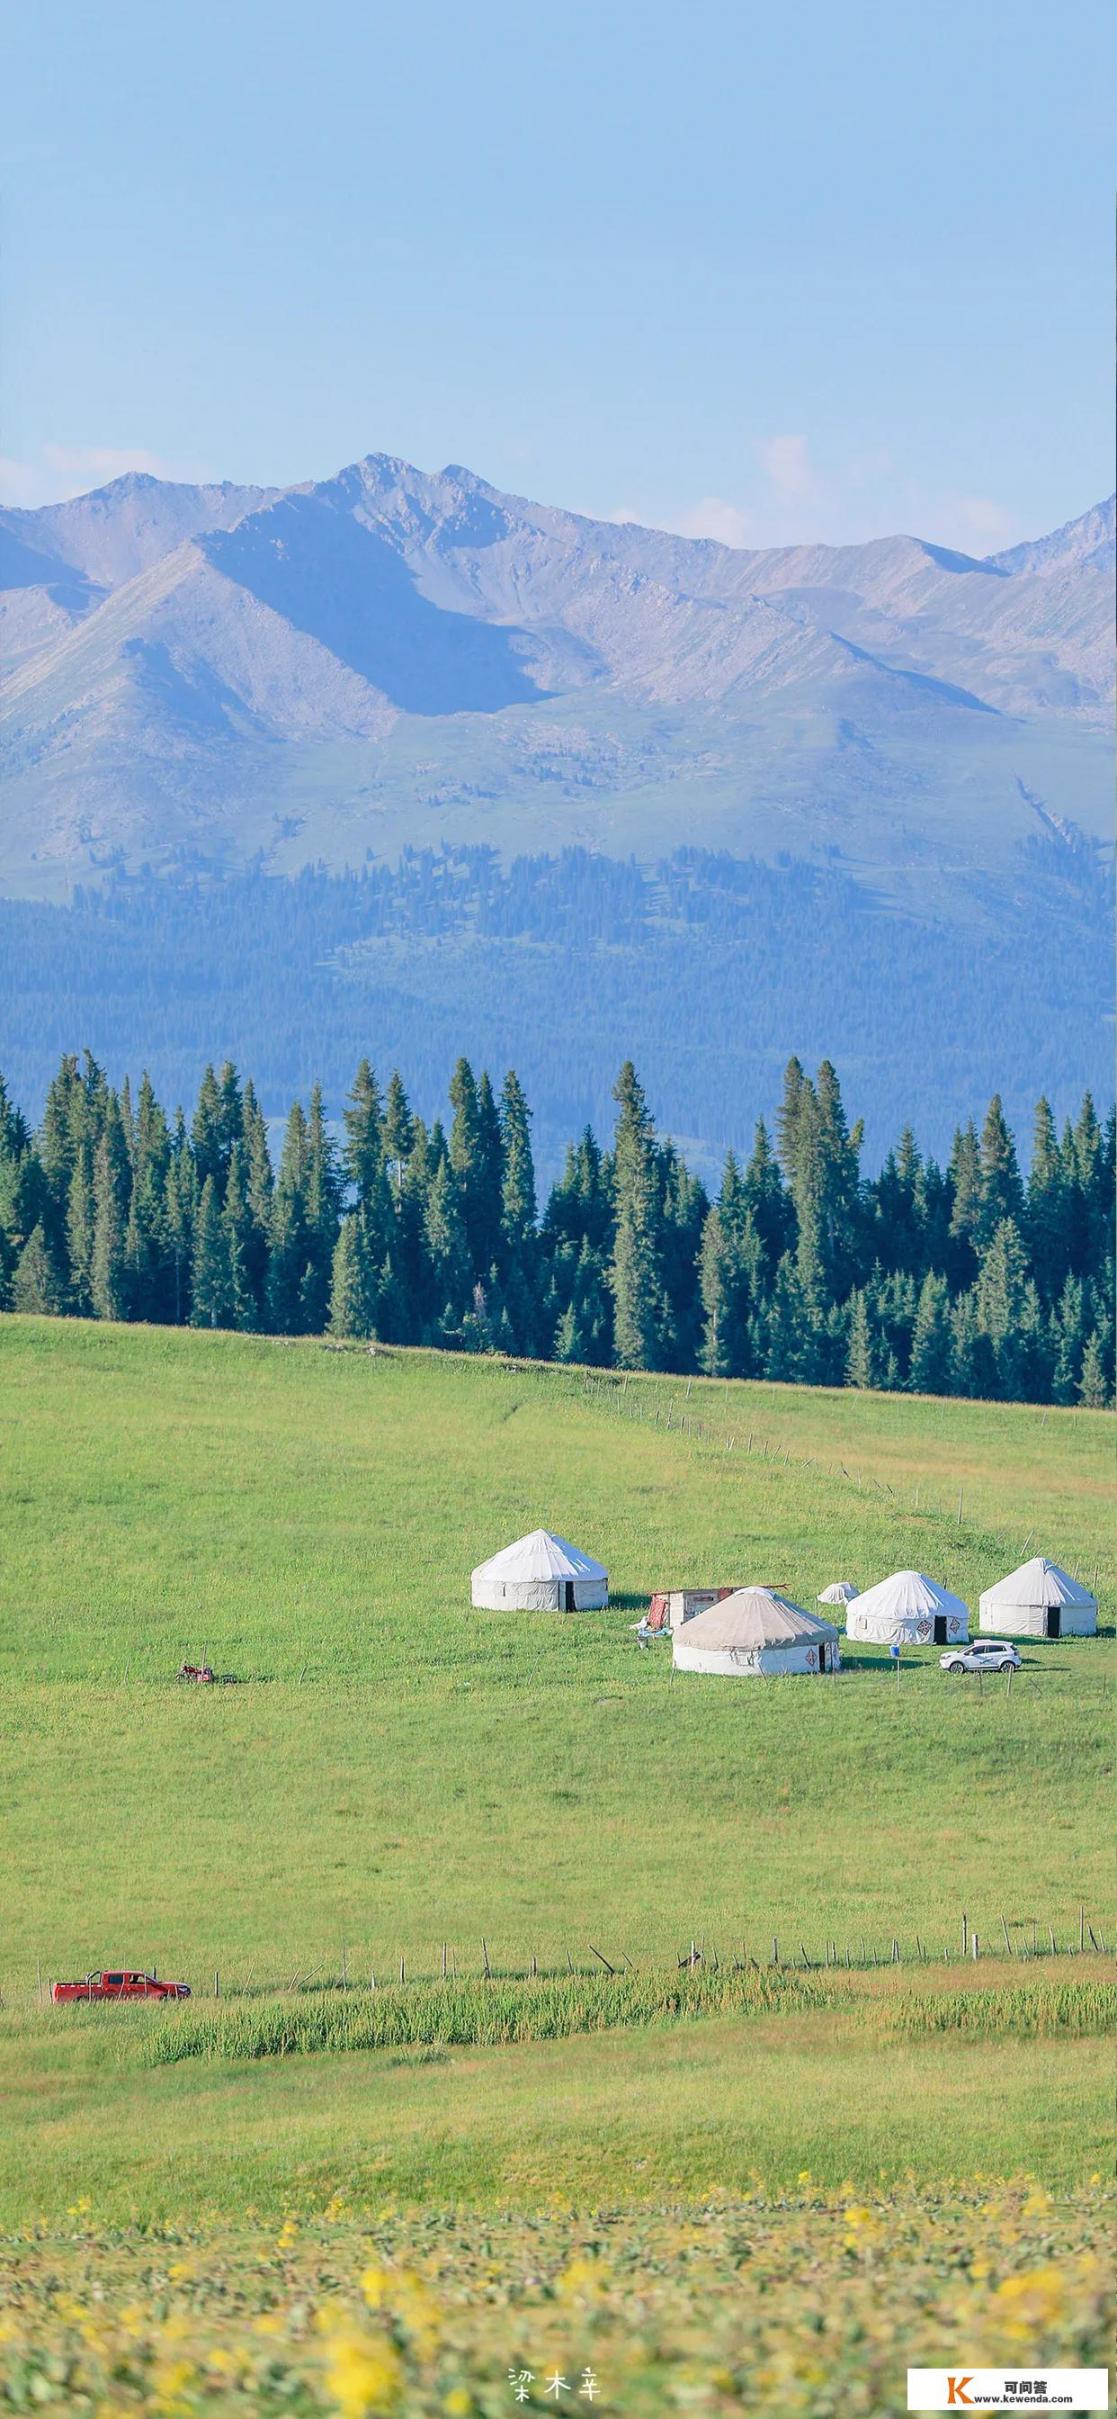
1,2183,1112,2416
0,1319,1112,2411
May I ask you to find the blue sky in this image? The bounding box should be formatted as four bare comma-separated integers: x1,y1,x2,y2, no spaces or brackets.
5,0,1112,549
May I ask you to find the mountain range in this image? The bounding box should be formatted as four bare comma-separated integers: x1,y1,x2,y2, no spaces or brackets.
0,457,1112,1166
0,457,1111,899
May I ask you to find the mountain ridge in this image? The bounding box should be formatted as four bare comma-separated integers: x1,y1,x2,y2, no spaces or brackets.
0,453,1111,900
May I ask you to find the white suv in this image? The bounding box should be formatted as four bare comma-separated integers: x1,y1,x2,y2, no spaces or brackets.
940,1639,1021,1674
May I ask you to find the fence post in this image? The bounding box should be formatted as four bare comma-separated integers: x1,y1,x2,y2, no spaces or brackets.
482,1939,492,1979
972,1932,979,1961
213,1970,220,1999
961,1911,968,1958
1001,1915,1013,1956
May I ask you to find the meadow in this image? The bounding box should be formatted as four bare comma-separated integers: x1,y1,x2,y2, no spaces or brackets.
0,1316,1111,2409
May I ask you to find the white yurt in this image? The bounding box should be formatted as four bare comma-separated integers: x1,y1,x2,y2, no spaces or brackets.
470,1529,608,1612
979,1557,1097,1640
672,1588,840,1677
818,1581,859,1607
845,1569,969,1647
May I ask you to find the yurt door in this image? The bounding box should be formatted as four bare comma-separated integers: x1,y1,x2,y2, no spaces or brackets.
1047,1606,1061,1639
818,1644,829,1671
563,1581,576,1611
933,1617,948,1644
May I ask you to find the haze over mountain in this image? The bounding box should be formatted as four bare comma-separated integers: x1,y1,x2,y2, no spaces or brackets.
0,457,1111,898
0,456,1111,1165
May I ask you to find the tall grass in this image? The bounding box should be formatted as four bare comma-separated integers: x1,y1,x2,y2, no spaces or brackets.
139,1963,823,2064
885,1979,1116,2040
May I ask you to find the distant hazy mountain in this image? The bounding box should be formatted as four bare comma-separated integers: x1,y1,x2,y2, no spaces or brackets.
0,456,1110,897
0,457,1111,1162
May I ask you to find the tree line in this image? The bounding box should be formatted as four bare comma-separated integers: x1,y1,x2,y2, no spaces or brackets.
0,1051,1112,1407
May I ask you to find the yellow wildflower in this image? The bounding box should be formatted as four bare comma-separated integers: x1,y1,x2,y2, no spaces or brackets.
992,2263,1066,2340
323,2327,404,2416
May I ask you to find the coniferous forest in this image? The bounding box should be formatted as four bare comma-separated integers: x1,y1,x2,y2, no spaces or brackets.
0,1050,1112,1407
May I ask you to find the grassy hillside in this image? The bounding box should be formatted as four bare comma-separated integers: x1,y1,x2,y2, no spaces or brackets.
1,1315,1112,2406
1,1317,1111,1990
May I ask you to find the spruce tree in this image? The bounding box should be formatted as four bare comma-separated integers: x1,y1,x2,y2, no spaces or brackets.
382,1072,414,1203
90,1102,130,1322
1078,1329,1109,1409
163,1124,197,1324
845,1289,876,1389
1025,1097,1068,1302
423,1158,471,1339
328,1214,375,1338
11,1224,65,1314
190,1176,231,1327
66,1146,96,1314
946,1122,982,1287
762,1253,809,1383
909,1271,953,1394
268,1103,311,1333
222,1143,258,1329
303,1083,341,1332
976,1094,1024,1248
608,1062,664,1370
975,1216,1030,1397
342,1060,384,1206
742,1117,792,1277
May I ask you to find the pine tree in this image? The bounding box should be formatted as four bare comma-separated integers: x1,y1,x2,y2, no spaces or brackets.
1078,1329,1110,1409
762,1253,810,1382
975,1216,1031,1397
382,1073,414,1202
946,1121,982,1288
775,1057,808,1178
11,1223,65,1314
909,1271,953,1395
191,1066,226,1196
423,1158,471,1338
328,1214,376,1338
90,1101,130,1322
190,1176,231,1327
845,1289,876,1389
1050,1274,1086,1405
499,1070,537,1250
66,1145,96,1314
222,1143,258,1329
302,1084,341,1332
163,1123,197,1324
658,1146,708,1371
242,1080,274,1313
449,1058,503,1277
268,1102,311,1333
698,1155,757,1377
608,1062,665,1370
342,1060,383,1206
741,1117,793,1277
554,1238,612,1365
498,1069,538,1353
976,1094,1024,1248
1025,1096,1069,1301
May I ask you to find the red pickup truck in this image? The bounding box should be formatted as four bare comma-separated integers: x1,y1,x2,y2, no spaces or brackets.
51,1969,191,2004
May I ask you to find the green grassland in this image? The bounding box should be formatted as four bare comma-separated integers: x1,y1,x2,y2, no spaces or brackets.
0,1315,1112,2244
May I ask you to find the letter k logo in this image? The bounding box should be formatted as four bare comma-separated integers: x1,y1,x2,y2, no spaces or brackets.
946,2382,975,2409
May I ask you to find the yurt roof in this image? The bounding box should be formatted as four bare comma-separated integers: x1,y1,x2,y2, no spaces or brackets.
851,1569,968,1622
980,1557,1096,1610
679,1587,838,1651
471,1529,608,1584
818,1580,859,1604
